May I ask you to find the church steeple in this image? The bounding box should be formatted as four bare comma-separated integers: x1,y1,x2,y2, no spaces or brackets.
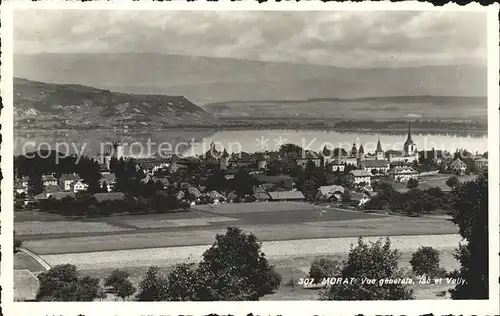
406,121,414,144
375,137,383,153
404,121,416,155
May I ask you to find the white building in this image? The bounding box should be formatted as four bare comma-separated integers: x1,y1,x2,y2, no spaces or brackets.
388,166,419,182
360,160,390,175
59,173,81,191
346,170,372,186
474,157,488,170
387,123,419,164
42,174,58,187
329,162,345,172
450,158,468,175
71,180,89,193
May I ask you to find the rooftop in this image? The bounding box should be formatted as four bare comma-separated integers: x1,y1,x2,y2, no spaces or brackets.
361,160,390,168
59,173,81,181
268,190,305,200
93,192,125,202
349,170,372,177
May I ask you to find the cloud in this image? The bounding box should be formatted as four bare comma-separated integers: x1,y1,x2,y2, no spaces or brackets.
13,10,487,67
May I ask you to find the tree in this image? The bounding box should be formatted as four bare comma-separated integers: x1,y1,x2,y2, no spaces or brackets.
195,227,274,301
410,246,441,277
233,168,255,199
371,169,379,176
36,264,103,301
445,176,460,189
319,237,414,300
136,266,167,301
309,258,338,283
448,174,488,299
266,159,282,176
104,269,130,291
163,263,199,301
406,178,419,189
14,233,23,253
115,279,136,301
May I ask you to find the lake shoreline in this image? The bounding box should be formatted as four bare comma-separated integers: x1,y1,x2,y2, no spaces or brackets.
15,126,488,135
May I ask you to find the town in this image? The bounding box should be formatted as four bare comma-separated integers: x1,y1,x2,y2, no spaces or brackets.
14,124,488,217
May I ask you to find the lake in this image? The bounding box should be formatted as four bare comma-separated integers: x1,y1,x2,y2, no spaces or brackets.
14,129,488,158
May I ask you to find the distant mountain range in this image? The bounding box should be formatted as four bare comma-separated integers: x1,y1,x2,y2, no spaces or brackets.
15,53,486,106
204,95,487,120
14,53,487,127
14,78,218,129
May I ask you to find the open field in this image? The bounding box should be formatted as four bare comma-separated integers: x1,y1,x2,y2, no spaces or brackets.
123,216,239,229
39,234,462,270
193,201,322,215
15,220,132,235
23,215,457,255
15,203,384,239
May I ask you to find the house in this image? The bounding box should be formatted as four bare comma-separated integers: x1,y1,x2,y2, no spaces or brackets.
71,180,89,193
59,173,81,191
153,177,170,189
15,176,30,195
474,157,488,170
296,151,322,168
346,170,372,186
176,191,185,200
93,192,125,202
315,185,345,202
259,183,276,192
328,162,345,172
100,172,117,191
350,192,370,207
388,166,419,182
268,190,305,201
207,190,225,203
256,153,267,170
450,158,468,175
42,174,58,187
253,187,270,201
360,160,390,175
187,187,202,199
257,175,295,189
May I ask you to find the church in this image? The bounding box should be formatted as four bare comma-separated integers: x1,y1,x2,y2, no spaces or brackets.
355,122,419,166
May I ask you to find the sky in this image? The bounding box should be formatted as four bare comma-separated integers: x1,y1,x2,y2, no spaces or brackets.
14,10,487,68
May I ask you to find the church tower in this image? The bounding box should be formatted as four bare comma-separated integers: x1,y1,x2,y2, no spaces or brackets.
403,121,416,156
375,137,384,160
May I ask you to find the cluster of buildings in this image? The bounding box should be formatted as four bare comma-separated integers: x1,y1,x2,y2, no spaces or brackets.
15,123,488,208
15,171,117,202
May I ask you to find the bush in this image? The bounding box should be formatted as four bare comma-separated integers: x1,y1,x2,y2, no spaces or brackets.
406,178,419,189
410,246,441,277
261,267,282,294
308,257,338,283
36,264,103,301
319,237,414,300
